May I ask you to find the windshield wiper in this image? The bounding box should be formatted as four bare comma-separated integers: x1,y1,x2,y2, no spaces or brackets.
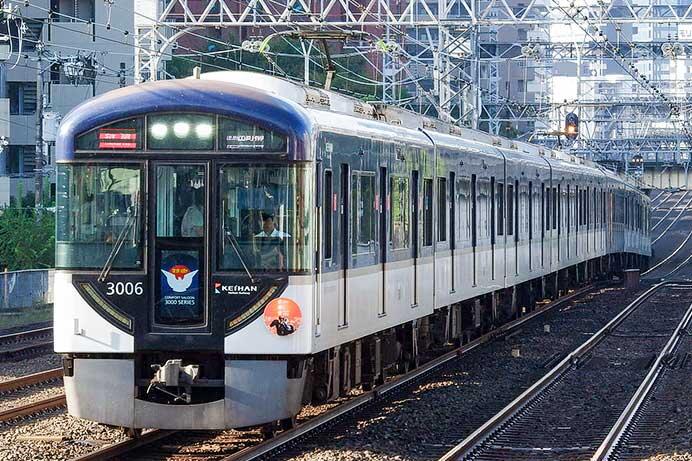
98,208,138,283
224,231,256,283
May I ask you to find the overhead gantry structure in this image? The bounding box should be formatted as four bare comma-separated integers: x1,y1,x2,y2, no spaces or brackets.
133,0,692,167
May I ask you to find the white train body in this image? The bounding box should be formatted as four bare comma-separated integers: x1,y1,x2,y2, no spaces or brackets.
54,72,650,430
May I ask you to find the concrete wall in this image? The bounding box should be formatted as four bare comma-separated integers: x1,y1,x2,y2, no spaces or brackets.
642,165,690,190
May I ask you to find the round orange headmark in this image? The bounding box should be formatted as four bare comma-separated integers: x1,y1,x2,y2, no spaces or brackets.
263,298,302,336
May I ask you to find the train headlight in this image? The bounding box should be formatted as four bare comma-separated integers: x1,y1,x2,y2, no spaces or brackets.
150,123,168,140
195,123,213,139
173,121,191,138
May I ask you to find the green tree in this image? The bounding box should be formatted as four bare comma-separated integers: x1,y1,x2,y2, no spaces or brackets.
0,205,55,270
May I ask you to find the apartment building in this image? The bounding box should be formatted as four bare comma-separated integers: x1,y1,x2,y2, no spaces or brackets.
0,0,134,205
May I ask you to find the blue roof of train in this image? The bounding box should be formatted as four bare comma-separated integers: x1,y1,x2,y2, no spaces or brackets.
56,79,312,161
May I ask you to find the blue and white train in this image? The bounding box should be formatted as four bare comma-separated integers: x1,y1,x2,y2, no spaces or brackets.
54,71,650,433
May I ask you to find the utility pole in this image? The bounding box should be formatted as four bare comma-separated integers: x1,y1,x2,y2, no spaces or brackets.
34,53,44,208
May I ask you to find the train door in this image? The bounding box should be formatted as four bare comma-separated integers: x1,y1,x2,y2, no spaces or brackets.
379,166,387,315
411,170,420,306
150,162,208,333
339,164,349,327
450,172,456,292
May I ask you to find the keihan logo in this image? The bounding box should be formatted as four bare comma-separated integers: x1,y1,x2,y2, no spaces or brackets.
214,282,259,295
161,264,198,293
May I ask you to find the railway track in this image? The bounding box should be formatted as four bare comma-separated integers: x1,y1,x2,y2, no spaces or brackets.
70,284,603,461
592,289,692,461
651,194,692,245
0,394,66,423
0,327,53,360
651,190,689,231
0,368,65,424
440,282,692,461
650,190,672,211
0,368,62,394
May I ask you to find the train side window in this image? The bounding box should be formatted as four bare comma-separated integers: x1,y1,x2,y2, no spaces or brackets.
491,176,496,244
324,170,333,260
471,174,477,247
541,183,545,238
545,182,551,231
390,176,410,249
514,180,519,240
528,181,533,240
423,178,433,246
352,172,376,254
566,185,570,233
458,177,471,241
438,177,447,242
552,187,557,230
577,186,581,226
507,182,514,236
497,182,504,237
557,185,562,235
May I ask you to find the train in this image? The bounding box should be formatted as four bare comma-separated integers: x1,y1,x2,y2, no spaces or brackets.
54,71,650,434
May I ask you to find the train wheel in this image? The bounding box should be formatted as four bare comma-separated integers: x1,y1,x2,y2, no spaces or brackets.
261,422,278,440
312,384,329,403
280,416,296,431
122,427,143,438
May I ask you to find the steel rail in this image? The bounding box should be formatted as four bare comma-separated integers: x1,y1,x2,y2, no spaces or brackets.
438,282,692,461
590,296,692,461
0,341,54,360
70,430,176,461
651,190,673,211
650,190,668,208
643,230,692,277
651,194,692,244
70,284,602,461
0,368,62,394
651,191,688,230
0,327,52,344
660,250,692,279
0,394,66,423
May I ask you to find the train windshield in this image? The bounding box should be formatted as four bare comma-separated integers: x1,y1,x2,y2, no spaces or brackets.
219,164,311,273
56,164,143,269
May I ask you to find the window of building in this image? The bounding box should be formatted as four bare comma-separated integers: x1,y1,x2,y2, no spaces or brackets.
51,0,96,21
352,172,376,254
7,145,35,175
9,83,37,115
390,176,410,249
437,177,447,242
